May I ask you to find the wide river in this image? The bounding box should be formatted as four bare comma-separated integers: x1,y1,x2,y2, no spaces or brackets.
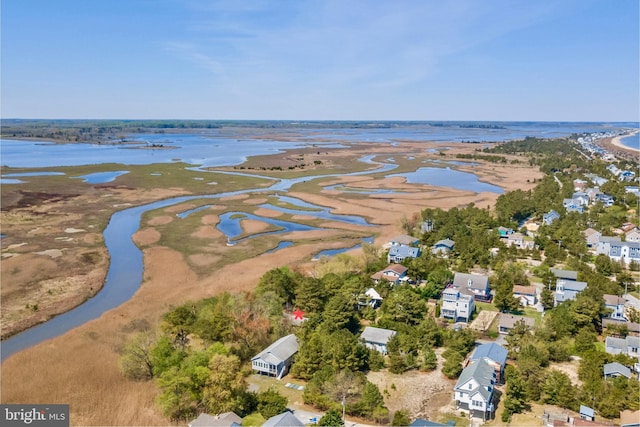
0,122,634,360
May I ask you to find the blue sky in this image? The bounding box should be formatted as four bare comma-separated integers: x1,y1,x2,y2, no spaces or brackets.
1,0,638,121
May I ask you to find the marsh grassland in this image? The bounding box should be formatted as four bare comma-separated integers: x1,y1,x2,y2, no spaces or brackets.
0,139,541,425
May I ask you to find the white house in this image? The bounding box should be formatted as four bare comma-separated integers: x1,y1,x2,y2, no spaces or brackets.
513,285,537,307
596,237,640,265
361,287,383,309
554,279,587,306
371,264,409,285
388,245,421,263
360,326,396,354
605,336,640,358
604,294,627,321
626,229,640,243
441,287,475,323
582,228,602,249
454,358,496,420
251,334,299,379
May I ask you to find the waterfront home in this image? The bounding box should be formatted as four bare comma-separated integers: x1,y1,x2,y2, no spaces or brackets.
360,326,396,354
468,343,508,384
604,294,627,321
542,210,560,225
498,314,535,334
251,334,299,379
432,238,455,256
605,336,640,358
452,272,491,301
441,286,475,323
604,362,632,379
188,412,242,427
387,234,420,247
388,244,421,263
371,264,409,285
454,358,496,420
513,285,537,306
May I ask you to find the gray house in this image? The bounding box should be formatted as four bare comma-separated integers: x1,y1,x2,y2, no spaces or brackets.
604,362,632,379
262,411,305,427
388,245,421,263
454,358,496,420
452,272,491,301
360,326,396,354
188,412,242,427
252,334,299,379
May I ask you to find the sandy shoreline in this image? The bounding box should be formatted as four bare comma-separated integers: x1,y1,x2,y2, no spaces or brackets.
610,130,640,153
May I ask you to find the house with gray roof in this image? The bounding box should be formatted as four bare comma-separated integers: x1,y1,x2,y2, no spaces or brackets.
441,287,475,323
388,234,420,247
188,412,242,427
596,237,640,265
469,343,508,384
604,362,632,379
388,244,421,263
409,419,447,427
582,228,602,249
371,264,409,285
554,279,587,306
604,294,627,321
452,272,491,301
580,405,595,422
550,268,578,281
432,239,455,256
498,314,535,335
252,334,299,379
360,326,396,354
605,335,640,358
262,411,305,427
543,210,560,225
454,358,496,420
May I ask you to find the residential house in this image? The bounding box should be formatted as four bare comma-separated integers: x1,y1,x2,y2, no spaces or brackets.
543,210,560,225
505,233,535,249
626,229,640,243
563,200,585,214
432,239,455,256
625,186,640,196
498,314,535,334
620,410,640,427
388,245,421,263
605,336,640,358
607,164,621,177
360,326,396,354
585,173,608,187
572,192,591,206
620,170,636,182
554,279,587,306
594,193,614,207
188,412,242,427
602,318,640,337
452,272,491,301
621,222,638,233
596,237,640,265
360,287,383,309
604,294,627,321
388,234,420,247
498,226,514,237
580,405,595,422
251,334,299,379
513,285,537,307
469,343,508,384
573,179,587,191
262,411,305,427
551,268,578,281
603,362,632,379
453,358,496,420
421,219,434,233
582,228,602,249
441,287,475,323
371,264,409,285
